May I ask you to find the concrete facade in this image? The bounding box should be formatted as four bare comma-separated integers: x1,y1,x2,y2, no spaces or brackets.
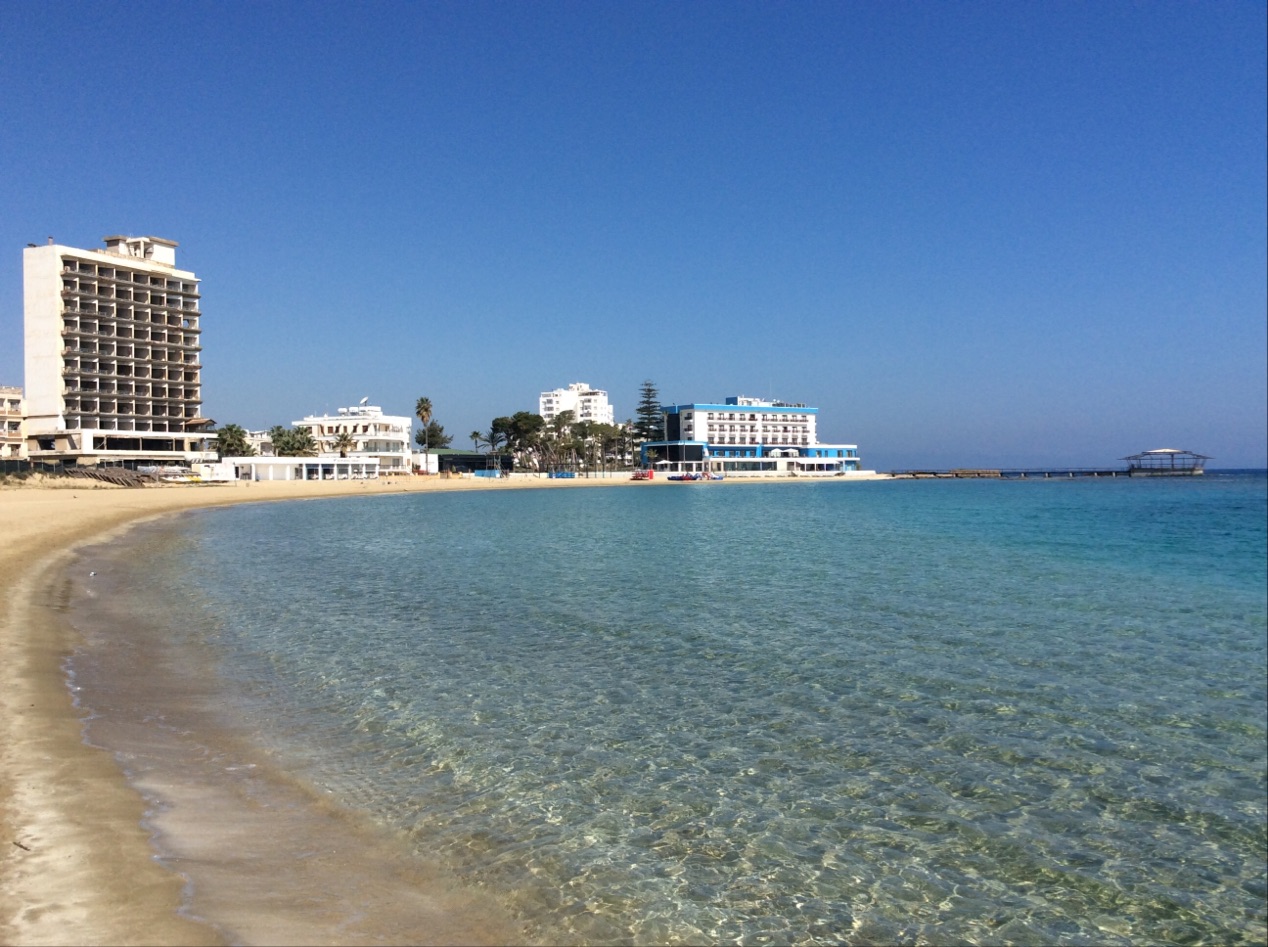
539,382,616,426
1,386,24,459
22,236,214,463
221,456,381,481
293,403,414,474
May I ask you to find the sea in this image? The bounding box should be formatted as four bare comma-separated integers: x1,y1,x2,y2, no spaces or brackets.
69,472,1267,945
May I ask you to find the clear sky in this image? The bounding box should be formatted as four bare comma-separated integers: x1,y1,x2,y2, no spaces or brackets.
2,1,1264,469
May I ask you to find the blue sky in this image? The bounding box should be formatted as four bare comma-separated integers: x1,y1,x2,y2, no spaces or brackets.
2,1,1264,469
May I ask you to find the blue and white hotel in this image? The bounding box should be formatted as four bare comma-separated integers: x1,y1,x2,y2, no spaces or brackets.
640,396,863,477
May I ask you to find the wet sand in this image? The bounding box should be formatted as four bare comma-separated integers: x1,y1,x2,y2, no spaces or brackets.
0,471,888,945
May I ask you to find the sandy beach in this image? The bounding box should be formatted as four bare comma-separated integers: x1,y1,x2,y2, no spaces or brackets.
0,471,888,945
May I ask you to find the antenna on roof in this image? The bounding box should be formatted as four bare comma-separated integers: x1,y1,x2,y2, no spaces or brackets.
360,396,369,405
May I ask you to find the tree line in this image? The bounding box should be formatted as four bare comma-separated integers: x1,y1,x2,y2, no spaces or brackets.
465,380,664,474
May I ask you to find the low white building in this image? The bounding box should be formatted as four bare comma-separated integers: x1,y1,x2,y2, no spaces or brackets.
294,403,413,474
539,382,615,425
217,455,381,481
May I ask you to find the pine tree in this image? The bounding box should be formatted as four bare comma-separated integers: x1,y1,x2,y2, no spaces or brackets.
634,380,663,444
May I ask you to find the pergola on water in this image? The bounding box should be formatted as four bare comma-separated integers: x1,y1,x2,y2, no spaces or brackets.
1123,448,1211,475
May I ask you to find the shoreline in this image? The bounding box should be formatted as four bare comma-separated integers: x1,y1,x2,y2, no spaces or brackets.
0,475,615,945
0,472,889,944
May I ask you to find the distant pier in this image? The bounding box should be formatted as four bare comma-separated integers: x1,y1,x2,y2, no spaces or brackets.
887,468,1131,479
888,449,1210,480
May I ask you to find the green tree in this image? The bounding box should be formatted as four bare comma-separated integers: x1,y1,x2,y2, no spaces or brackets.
619,421,636,469
490,416,515,450
634,379,662,445
295,428,318,456
269,425,318,457
596,422,626,473
332,430,356,457
470,430,483,450
504,412,546,471
414,420,452,451
573,420,598,476
267,425,289,455
214,423,253,458
544,410,577,473
482,424,506,454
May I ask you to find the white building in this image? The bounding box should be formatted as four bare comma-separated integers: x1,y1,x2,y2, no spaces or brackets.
216,455,381,481
293,403,413,474
246,429,276,456
1,386,24,460
539,382,615,426
22,235,214,463
640,395,865,477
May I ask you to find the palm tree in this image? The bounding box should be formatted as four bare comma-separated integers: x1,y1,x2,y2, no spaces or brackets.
270,425,319,457
483,424,506,454
415,397,433,473
470,430,483,451
214,423,253,458
291,427,318,457
332,430,356,458
477,425,506,476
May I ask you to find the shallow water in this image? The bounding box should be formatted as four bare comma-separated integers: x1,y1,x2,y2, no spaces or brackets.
73,474,1267,945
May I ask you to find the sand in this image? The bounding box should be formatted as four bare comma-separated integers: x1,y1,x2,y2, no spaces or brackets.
0,471,888,945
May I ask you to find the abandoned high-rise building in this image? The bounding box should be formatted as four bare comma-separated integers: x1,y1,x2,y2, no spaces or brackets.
23,235,214,463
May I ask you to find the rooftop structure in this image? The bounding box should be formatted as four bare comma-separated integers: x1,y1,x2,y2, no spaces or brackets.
293,403,413,474
539,382,616,426
22,235,213,464
640,395,864,477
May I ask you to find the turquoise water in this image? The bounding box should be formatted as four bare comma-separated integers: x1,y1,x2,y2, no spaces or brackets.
105,475,1267,944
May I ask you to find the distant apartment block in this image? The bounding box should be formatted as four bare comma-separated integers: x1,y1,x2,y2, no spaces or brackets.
293,403,413,474
1,386,25,459
539,382,615,425
23,235,214,463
